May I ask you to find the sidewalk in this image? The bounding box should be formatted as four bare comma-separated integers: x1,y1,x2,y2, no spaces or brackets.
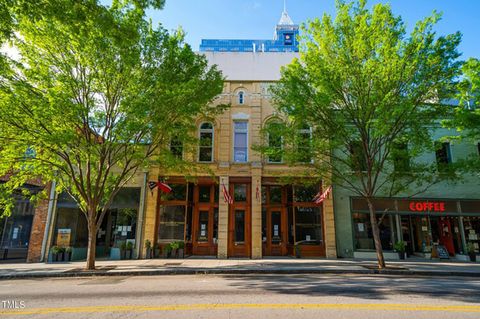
1,257,480,279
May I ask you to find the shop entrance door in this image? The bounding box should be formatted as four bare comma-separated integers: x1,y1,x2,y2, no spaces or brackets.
263,208,287,256
192,184,218,256
228,182,251,258
438,218,455,256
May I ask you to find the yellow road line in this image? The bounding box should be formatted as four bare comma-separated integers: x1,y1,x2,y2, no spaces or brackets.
2,303,480,315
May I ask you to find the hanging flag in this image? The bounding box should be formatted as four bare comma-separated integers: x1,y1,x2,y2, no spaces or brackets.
313,185,332,204
148,181,173,194
256,184,260,201
148,181,158,191
222,183,233,204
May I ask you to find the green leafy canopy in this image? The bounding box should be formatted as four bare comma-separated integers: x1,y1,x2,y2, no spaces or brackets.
0,0,225,221
268,0,462,198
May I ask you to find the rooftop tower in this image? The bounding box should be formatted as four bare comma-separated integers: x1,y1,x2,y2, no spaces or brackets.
199,1,299,53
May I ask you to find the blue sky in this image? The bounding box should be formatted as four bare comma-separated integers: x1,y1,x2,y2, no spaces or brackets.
141,0,479,59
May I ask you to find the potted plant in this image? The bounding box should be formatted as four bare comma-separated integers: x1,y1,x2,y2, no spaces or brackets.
163,243,172,258
126,241,134,259
177,241,185,258
170,241,179,258
120,241,127,260
51,246,61,262
145,240,152,259
394,241,406,260
65,247,72,261
154,242,161,258
467,242,476,262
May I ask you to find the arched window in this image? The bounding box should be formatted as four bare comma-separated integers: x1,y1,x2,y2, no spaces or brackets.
199,122,214,162
170,136,183,159
238,91,245,105
297,124,313,163
266,121,283,163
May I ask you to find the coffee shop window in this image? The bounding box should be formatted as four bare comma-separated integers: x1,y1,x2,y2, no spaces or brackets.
353,212,397,251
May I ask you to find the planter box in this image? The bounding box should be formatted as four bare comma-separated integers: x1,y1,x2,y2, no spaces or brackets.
110,247,121,260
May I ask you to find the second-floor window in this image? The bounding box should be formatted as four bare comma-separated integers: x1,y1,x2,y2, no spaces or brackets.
297,125,313,163
392,142,410,172
199,122,214,162
170,136,183,159
234,121,248,162
349,141,367,172
435,141,452,169
267,122,283,163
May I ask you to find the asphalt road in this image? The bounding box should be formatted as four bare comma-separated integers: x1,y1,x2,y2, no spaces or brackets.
1,274,480,318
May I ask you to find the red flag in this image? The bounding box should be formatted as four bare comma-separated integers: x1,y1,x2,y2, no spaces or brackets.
222,184,233,204
157,181,172,193
313,185,332,204
256,185,260,200
148,181,172,193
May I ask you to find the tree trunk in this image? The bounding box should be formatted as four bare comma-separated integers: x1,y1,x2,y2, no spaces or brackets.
367,198,386,269
86,220,97,270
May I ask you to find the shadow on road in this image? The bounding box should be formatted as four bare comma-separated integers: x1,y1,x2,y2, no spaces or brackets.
221,274,480,303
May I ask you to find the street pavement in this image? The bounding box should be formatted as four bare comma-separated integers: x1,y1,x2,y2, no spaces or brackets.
1,274,480,318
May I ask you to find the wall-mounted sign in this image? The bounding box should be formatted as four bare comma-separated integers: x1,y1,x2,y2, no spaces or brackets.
56,229,71,247
409,201,446,212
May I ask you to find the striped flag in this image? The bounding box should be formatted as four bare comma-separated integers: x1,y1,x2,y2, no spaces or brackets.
148,181,172,194
222,184,233,204
313,185,332,204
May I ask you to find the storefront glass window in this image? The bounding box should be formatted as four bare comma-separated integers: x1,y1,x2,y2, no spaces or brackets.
158,205,186,241
162,184,187,201
293,185,317,202
234,184,247,202
199,186,210,202
295,207,322,243
463,216,480,253
269,186,282,204
353,213,396,250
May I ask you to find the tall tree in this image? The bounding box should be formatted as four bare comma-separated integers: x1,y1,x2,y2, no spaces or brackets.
0,0,224,270
444,58,480,172
269,0,461,268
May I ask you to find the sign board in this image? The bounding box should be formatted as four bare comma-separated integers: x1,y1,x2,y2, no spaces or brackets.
56,229,71,247
435,245,450,259
409,202,445,212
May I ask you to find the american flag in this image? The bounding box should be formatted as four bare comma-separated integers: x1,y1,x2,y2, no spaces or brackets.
222,184,233,204
313,185,332,204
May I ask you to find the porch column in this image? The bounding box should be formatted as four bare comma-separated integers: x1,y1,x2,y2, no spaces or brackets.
217,176,229,258
324,183,337,258
142,168,159,258
135,171,148,259
251,172,262,259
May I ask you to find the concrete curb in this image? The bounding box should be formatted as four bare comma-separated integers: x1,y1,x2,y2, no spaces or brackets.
1,267,480,280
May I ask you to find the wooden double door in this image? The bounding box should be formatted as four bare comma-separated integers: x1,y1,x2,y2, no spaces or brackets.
192,184,218,256
228,181,251,258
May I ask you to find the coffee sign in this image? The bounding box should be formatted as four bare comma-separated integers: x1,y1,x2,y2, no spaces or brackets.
409,201,446,212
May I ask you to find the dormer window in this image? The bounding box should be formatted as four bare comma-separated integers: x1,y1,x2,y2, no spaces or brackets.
238,91,244,105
